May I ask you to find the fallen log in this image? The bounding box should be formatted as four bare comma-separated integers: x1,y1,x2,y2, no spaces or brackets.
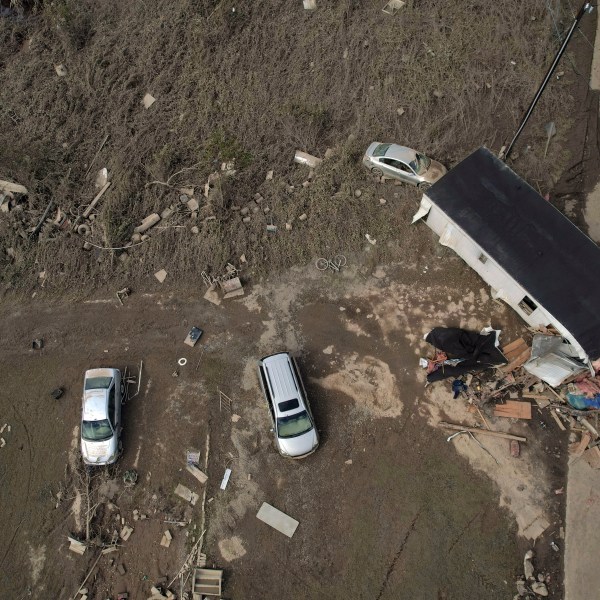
439,421,526,442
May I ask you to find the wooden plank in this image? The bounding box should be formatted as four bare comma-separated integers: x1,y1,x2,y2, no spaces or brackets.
439,421,527,442
550,409,567,431
256,502,299,537
504,342,529,362
573,432,592,457
500,347,531,373
522,393,551,408
502,337,527,354
186,464,208,485
82,181,111,218
493,400,532,419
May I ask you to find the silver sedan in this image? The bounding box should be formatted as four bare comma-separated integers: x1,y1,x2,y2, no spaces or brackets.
362,142,447,190
80,368,122,465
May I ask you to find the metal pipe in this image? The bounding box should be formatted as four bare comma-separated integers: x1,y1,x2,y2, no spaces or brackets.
503,1,593,160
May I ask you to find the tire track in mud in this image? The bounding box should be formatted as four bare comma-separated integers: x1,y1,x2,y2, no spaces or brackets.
375,510,421,600
0,403,33,570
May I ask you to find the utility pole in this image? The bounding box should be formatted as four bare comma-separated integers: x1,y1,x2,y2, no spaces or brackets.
501,1,593,161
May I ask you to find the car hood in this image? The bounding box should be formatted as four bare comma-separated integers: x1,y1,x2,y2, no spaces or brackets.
81,437,117,464
278,428,319,458
423,160,447,183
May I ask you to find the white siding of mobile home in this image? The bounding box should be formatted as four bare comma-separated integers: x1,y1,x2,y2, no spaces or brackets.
422,199,588,360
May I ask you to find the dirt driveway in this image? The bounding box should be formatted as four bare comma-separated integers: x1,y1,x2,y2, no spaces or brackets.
0,254,566,600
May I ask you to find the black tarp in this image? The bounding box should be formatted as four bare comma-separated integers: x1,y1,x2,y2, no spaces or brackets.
425,327,507,382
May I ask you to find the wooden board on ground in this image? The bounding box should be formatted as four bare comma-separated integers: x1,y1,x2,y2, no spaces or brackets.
550,409,567,431
256,502,299,538
500,347,531,373
439,421,527,442
493,400,532,419
522,393,551,408
186,463,208,484
583,446,600,469
502,337,528,359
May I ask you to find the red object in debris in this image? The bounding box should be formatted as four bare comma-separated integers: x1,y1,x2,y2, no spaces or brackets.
544,193,550,201
510,440,520,458
117,594,129,600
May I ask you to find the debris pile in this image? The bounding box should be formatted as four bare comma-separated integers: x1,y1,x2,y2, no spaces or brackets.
515,550,550,597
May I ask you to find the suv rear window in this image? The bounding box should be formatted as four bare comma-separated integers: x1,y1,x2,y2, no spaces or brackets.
278,399,299,412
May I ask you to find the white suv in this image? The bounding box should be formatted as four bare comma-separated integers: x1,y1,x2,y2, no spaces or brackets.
258,353,319,459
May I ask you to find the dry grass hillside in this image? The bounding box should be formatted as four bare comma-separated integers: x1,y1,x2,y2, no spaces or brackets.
0,0,575,294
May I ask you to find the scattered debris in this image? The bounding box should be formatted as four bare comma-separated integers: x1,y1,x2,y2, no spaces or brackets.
50,387,64,400
293,150,322,168
160,530,172,548
54,64,67,76
303,0,316,9
32,338,43,350
82,181,111,219
120,525,134,541
154,269,168,283
493,400,532,420
265,170,274,181
439,422,526,442
123,469,138,486
365,233,376,245
256,502,299,538
192,568,223,597
522,515,550,541
184,326,203,348
116,287,131,305
220,468,232,490
543,121,556,158
382,0,405,15
221,277,244,299
174,483,199,506
67,536,87,555
203,283,222,306
0,179,28,195
186,464,208,485
142,93,156,109
135,213,161,234
510,439,520,458
298,213,308,221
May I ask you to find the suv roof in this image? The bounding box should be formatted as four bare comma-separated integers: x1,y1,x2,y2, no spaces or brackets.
260,353,302,415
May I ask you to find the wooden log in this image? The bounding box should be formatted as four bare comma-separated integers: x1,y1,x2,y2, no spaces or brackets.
439,421,527,442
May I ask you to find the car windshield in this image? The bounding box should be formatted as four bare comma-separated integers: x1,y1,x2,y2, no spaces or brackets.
373,143,391,157
85,376,113,390
277,410,313,439
409,153,431,175
82,419,113,442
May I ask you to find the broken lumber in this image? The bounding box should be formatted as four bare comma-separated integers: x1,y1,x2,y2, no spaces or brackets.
186,464,208,485
0,179,28,195
573,432,592,457
82,182,111,218
500,347,532,373
493,400,532,420
439,421,526,442
550,409,567,431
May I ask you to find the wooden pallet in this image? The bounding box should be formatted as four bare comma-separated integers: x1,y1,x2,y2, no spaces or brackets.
493,400,532,419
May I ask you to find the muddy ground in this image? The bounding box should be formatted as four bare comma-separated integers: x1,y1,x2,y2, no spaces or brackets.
0,254,566,599
1,1,597,599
